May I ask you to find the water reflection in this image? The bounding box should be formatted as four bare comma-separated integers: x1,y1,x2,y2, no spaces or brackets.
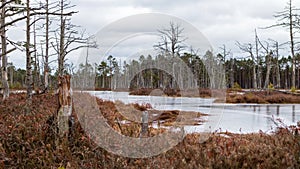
292,105,295,122
212,104,300,133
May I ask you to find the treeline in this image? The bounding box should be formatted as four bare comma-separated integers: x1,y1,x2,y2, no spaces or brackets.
2,63,59,91
7,49,300,91
6,34,300,92
71,50,300,91
228,55,300,89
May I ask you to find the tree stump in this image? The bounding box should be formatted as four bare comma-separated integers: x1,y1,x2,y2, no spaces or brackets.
57,75,72,145
140,111,149,138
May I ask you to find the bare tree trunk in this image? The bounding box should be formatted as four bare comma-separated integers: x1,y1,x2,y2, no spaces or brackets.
84,48,89,89
257,32,271,89
1,0,9,100
289,0,296,88
237,39,261,90
285,68,288,88
33,16,40,94
230,58,234,88
57,75,72,146
58,0,65,76
252,59,257,89
264,52,272,89
26,0,33,100
254,30,260,89
266,0,297,89
44,0,49,92
274,42,281,88
9,64,13,85
220,44,232,88
140,111,148,138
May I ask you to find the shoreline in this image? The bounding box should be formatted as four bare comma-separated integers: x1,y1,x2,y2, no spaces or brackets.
127,88,300,104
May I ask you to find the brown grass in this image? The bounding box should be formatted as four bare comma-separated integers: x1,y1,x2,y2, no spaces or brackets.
93,94,206,133
0,93,299,168
227,91,300,104
129,88,300,104
129,88,215,97
129,88,180,97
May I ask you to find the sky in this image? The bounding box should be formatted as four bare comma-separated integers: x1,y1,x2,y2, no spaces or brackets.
6,0,298,69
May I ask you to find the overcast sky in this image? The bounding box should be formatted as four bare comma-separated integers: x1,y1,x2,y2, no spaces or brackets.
7,0,299,68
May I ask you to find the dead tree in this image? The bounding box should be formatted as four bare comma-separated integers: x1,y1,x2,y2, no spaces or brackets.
257,39,272,89
0,0,9,100
36,0,77,93
26,0,76,98
1,0,75,99
26,0,73,99
1,0,36,100
51,0,96,76
0,0,22,100
255,29,263,89
44,0,50,92
219,44,233,87
58,0,65,76
268,39,282,88
236,42,257,89
57,74,71,145
266,0,299,88
25,0,33,100
153,22,187,90
32,16,41,94
25,0,42,99
154,22,186,57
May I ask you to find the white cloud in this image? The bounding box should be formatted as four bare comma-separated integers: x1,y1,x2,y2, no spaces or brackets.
70,0,292,56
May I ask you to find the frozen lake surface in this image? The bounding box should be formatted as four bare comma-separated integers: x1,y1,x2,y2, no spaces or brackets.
88,91,300,133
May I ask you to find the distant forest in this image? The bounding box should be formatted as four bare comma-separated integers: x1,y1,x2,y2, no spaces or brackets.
6,50,300,91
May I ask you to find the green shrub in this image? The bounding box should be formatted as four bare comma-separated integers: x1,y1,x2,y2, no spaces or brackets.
232,82,241,91
268,83,274,90
291,86,296,93
10,82,22,89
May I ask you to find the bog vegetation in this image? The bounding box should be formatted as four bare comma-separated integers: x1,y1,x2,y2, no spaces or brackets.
0,94,299,168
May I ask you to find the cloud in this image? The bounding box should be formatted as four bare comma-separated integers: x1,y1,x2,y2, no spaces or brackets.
73,13,213,67
71,0,289,52
72,0,152,34
7,0,295,69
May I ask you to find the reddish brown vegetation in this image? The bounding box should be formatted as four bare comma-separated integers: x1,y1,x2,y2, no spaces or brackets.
129,88,213,97
130,88,300,103
129,88,181,97
94,87,112,91
0,94,59,168
0,93,299,168
227,90,300,104
94,95,205,132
